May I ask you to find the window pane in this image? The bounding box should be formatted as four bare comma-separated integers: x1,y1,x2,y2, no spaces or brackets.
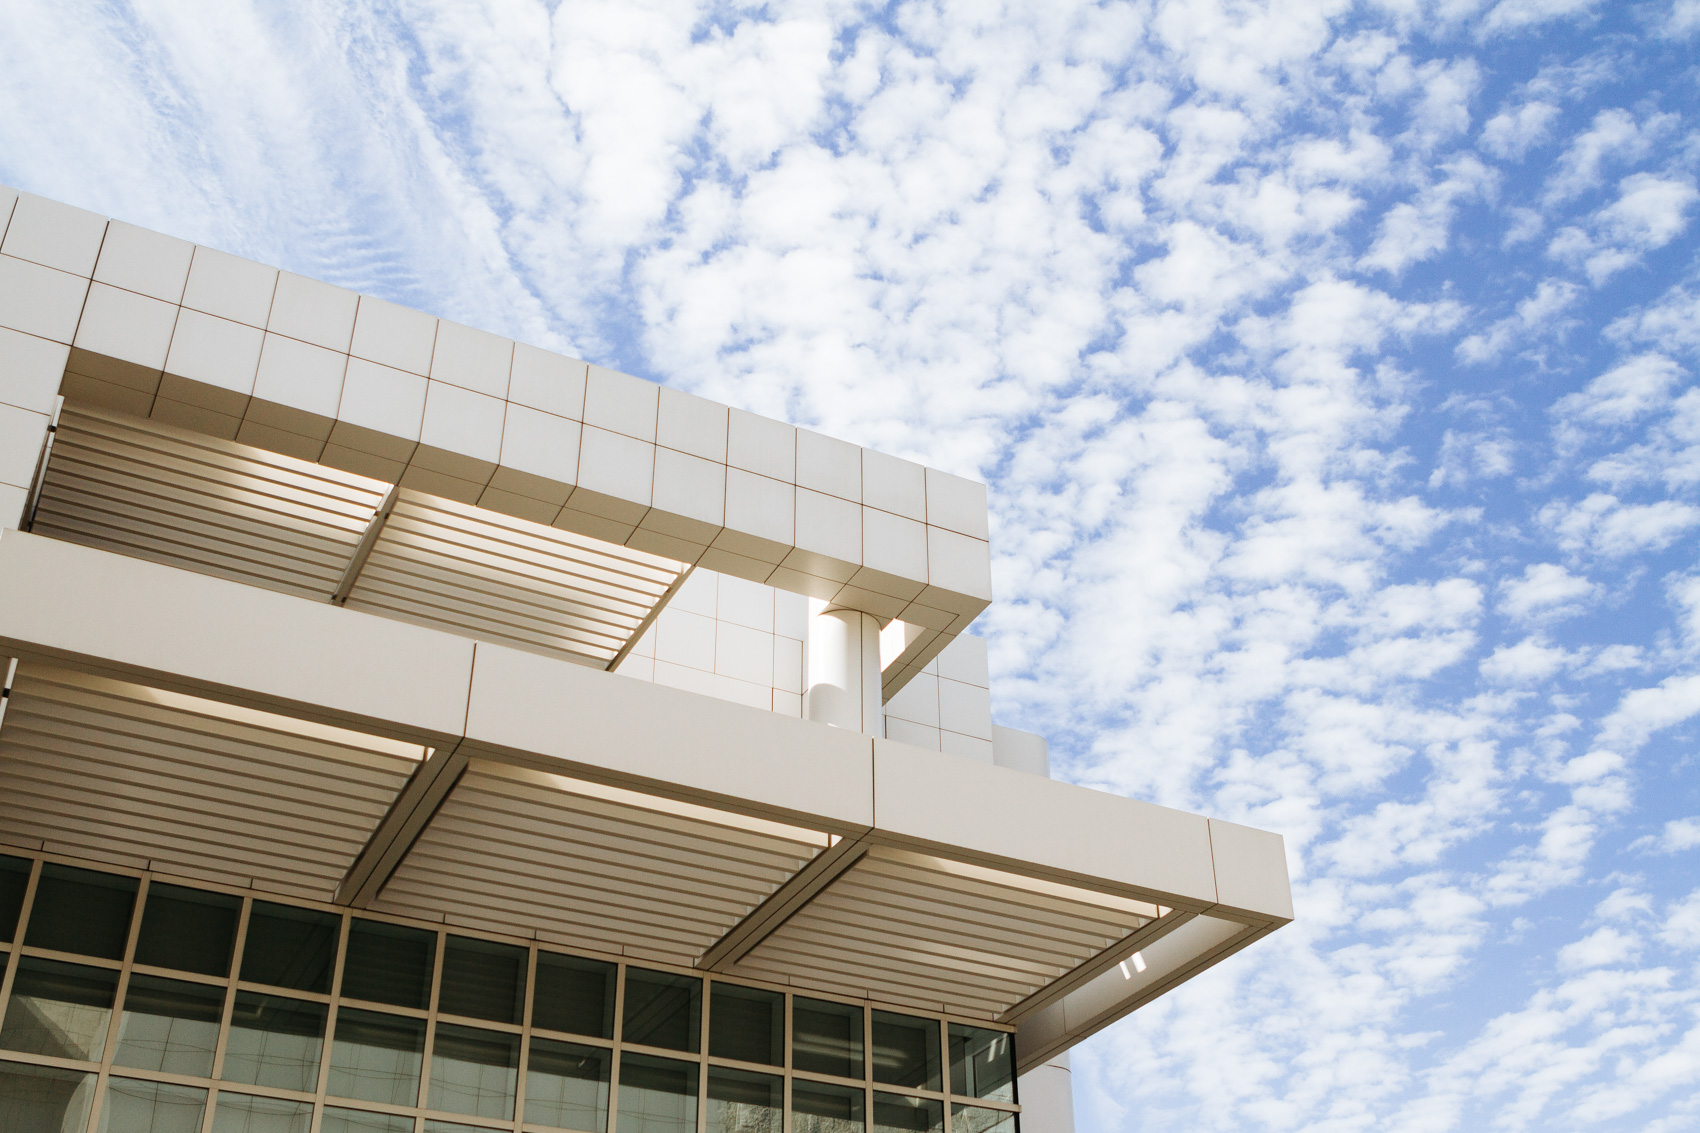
707,1066,781,1133
794,998,863,1080
321,1106,415,1133
211,1091,314,1133
0,853,29,942
525,1037,610,1132
329,1006,426,1106
951,1104,1016,1133
240,901,340,993
424,1120,509,1132
24,864,138,960
134,884,241,977
618,1053,698,1133
114,973,224,1077
438,935,526,1024
948,1025,1014,1102
872,1093,943,1133
429,1021,519,1120
792,1080,865,1133
0,1061,95,1132
222,991,326,1092
98,1078,207,1133
622,968,701,1052
0,956,119,1061
871,1012,940,1091
533,951,615,1038
709,984,781,1066
342,918,436,1009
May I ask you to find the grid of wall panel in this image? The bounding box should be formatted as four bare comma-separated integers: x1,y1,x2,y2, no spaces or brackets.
0,851,1021,1133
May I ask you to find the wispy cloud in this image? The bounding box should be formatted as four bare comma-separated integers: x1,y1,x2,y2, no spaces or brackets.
2,1,1699,1130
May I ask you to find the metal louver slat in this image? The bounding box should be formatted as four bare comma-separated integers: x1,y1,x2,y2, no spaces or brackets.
731,846,1153,1017
32,404,692,666
345,494,686,667
0,665,421,901
33,405,385,598
372,764,828,965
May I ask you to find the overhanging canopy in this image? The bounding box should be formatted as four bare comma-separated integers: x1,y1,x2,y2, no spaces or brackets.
0,527,1291,1067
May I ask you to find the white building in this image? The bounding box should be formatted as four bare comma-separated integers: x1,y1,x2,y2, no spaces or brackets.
0,186,1291,1133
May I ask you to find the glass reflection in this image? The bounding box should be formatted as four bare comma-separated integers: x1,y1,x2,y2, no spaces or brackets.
342,918,436,1010
525,1037,610,1131
24,865,136,960
429,1022,519,1120
618,1053,699,1133
134,884,240,977
0,853,29,942
951,1103,1017,1133
222,992,325,1092
97,1078,207,1133
708,1066,783,1133
210,1091,314,1133
320,1106,415,1133
794,998,863,1079
871,1012,940,1091
948,1024,1014,1102
0,1061,95,1132
710,983,782,1066
240,902,340,994
792,1079,866,1133
329,1007,425,1106
439,935,526,1025
114,973,224,1076
0,957,118,1061
623,969,701,1053
533,951,615,1038
872,1093,943,1133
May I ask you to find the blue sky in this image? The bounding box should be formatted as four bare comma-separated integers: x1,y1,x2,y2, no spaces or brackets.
5,1,1700,1129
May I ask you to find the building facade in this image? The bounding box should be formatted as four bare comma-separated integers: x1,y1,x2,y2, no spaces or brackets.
0,186,1293,1133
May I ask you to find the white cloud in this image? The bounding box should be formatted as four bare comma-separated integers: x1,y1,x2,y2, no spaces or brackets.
1633,817,1700,855
1429,427,1515,487
1479,99,1560,160
1361,157,1494,274
1556,924,1641,971
1541,493,1700,557
1552,354,1685,458
6,4,1700,1132
1597,672,1700,752
1608,281,1700,358
1499,562,1599,621
1667,0,1700,37
1455,278,1580,363
1480,0,1600,36
1543,108,1674,204
1549,174,1700,283
1480,637,1573,683
1664,888,1700,948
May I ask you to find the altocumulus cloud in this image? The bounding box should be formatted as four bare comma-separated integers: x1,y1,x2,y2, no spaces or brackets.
3,0,1700,1130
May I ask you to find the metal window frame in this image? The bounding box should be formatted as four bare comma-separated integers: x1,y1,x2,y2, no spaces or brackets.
0,846,1018,1133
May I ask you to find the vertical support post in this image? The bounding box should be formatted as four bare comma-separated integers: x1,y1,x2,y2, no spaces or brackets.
805,602,884,736
1016,1052,1075,1133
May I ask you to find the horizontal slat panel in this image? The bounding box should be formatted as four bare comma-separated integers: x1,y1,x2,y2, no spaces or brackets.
35,405,686,666
374,767,823,965
735,847,1149,1018
34,406,385,599
0,666,417,901
347,495,685,666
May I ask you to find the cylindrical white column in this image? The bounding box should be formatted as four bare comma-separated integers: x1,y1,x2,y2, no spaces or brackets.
804,602,884,735
1016,1052,1075,1133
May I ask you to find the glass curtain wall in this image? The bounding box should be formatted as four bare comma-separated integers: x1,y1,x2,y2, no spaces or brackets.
0,852,1020,1133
